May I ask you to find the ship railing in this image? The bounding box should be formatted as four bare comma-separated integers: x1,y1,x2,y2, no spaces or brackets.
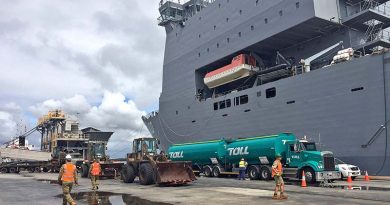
213,84,252,98
352,0,390,16
351,29,390,47
159,0,215,6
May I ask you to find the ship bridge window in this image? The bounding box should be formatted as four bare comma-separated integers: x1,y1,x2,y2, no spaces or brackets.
264,18,268,24
256,0,259,6
279,10,283,16
234,95,249,106
219,101,226,109
226,99,232,107
266,87,276,98
251,25,254,31
239,10,242,15
238,32,242,38
240,95,248,104
214,99,232,111
296,2,300,8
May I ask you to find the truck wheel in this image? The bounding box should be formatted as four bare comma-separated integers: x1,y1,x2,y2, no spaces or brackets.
1,167,9,173
304,168,316,184
122,165,136,183
81,164,89,178
34,167,41,173
203,166,213,177
139,163,155,185
212,166,221,177
29,167,35,173
248,165,260,180
42,167,49,173
9,167,17,173
260,166,272,180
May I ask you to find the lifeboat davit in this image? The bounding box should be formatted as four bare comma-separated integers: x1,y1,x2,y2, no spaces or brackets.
204,54,256,89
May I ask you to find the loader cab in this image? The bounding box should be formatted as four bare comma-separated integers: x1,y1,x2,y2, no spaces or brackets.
88,142,107,161
133,138,158,155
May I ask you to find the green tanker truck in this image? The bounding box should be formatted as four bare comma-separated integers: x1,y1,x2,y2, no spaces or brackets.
168,133,341,183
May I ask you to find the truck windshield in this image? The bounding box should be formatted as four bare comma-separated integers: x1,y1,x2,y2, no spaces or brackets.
302,142,317,151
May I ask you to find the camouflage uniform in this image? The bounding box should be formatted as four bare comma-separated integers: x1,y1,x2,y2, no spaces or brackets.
58,163,78,205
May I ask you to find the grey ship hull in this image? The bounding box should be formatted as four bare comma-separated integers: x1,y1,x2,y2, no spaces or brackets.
145,0,390,175
145,53,390,175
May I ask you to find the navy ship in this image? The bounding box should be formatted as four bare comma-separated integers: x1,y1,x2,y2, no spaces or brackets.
143,0,390,175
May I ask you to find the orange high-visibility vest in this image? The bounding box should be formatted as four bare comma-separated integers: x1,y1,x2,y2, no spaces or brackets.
272,160,283,177
91,162,101,176
62,163,76,182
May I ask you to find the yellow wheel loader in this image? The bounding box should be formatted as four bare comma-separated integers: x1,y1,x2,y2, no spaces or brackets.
121,138,196,185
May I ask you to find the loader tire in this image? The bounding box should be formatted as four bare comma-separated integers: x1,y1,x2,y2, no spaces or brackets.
81,164,89,178
139,163,155,185
122,165,136,183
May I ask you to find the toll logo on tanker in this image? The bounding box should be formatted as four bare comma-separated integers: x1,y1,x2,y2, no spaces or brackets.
169,151,184,159
228,146,249,156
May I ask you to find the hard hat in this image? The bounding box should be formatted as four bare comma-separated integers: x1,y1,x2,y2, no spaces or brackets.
275,154,282,158
241,158,244,161
65,154,72,160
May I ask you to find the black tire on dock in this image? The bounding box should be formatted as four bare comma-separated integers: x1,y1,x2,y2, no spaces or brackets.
9,167,17,173
203,166,213,177
260,166,272,180
1,167,9,173
304,167,316,184
139,163,155,185
248,165,260,180
212,166,221,178
29,167,35,173
122,164,136,183
42,167,49,172
34,167,41,173
81,164,89,178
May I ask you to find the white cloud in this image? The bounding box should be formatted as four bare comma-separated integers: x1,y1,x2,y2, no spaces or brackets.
0,111,17,140
0,1,165,156
26,91,151,157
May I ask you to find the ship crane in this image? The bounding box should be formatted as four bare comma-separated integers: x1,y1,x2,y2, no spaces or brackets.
300,41,344,72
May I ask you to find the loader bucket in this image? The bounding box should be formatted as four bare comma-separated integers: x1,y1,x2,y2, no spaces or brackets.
155,161,196,185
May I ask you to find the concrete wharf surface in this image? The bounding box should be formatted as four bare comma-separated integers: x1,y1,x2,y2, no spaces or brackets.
0,173,389,205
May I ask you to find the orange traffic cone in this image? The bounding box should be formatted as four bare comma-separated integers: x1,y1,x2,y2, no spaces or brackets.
347,172,353,183
301,170,307,188
364,171,370,182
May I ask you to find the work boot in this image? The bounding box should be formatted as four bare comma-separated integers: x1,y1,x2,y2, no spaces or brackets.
96,186,99,190
280,194,288,200
272,194,279,200
71,202,77,205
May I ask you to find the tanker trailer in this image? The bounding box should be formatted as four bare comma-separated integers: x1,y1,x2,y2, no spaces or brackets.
168,140,226,177
168,133,341,183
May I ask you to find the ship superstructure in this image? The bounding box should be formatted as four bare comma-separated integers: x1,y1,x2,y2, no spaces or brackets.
144,0,390,175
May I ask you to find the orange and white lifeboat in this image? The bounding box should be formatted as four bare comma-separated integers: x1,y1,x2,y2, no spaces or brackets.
204,54,256,89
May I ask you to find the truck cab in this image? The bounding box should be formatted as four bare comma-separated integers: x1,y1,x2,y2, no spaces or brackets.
284,140,340,183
